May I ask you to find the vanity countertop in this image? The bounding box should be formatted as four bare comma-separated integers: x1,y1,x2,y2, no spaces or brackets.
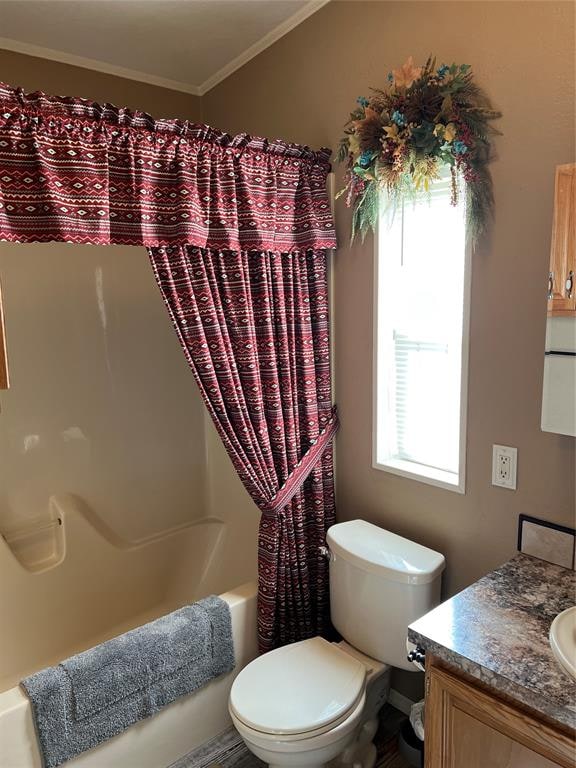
408,552,576,732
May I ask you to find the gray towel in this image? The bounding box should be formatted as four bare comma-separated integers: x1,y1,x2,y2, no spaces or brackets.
21,596,235,768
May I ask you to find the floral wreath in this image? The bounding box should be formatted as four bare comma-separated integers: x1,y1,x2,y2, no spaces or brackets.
337,56,502,244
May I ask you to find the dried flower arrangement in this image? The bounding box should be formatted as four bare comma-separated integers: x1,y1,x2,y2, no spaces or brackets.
337,56,502,243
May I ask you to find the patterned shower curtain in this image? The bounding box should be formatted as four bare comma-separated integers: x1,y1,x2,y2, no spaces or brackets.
0,82,338,652
149,246,338,651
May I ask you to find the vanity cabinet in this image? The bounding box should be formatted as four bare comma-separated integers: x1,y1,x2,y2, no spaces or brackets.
425,657,575,768
548,163,575,317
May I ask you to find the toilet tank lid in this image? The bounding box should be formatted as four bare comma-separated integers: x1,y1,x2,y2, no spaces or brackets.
327,520,445,585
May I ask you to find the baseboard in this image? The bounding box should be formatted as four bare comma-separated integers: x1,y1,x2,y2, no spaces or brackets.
388,688,415,716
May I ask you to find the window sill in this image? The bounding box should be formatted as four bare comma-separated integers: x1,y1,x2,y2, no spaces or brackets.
372,457,465,494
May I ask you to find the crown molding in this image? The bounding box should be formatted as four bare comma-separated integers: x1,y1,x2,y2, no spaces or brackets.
197,0,331,95
0,0,330,99
0,37,202,96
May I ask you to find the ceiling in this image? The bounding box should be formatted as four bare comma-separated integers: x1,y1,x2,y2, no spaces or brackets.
0,0,329,95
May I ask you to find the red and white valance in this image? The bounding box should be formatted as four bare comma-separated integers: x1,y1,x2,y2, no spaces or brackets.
0,82,336,253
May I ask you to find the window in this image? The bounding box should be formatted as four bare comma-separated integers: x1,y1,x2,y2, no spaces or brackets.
373,172,470,492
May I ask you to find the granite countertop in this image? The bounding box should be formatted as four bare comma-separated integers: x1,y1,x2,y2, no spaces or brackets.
408,553,576,732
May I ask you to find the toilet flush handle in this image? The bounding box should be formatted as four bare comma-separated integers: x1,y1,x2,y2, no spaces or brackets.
318,545,332,560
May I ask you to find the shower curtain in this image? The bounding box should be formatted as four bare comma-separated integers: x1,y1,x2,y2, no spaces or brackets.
0,81,338,652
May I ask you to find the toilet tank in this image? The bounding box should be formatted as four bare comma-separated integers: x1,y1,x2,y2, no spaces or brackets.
327,520,445,671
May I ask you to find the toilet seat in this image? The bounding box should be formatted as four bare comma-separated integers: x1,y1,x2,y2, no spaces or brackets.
229,636,366,738
230,692,366,754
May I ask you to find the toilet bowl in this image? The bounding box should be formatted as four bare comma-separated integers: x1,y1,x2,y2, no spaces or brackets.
230,521,445,768
230,692,366,768
229,637,379,768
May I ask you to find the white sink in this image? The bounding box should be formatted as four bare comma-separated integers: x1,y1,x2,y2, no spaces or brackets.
549,606,576,680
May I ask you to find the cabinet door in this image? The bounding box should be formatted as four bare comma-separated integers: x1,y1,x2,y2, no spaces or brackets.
425,662,575,768
548,163,576,316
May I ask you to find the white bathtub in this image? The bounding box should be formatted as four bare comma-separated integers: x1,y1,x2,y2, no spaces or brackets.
0,583,257,768
0,496,258,768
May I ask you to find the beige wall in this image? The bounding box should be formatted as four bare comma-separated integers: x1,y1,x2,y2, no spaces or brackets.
0,49,202,120
203,0,576,595
0,242,210,540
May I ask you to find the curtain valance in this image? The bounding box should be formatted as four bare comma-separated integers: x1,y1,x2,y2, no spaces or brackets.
0,82,336,252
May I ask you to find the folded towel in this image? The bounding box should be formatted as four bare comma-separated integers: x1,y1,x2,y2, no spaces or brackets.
21,596,235,768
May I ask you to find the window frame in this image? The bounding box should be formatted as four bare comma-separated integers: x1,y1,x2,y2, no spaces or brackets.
372,201,472,494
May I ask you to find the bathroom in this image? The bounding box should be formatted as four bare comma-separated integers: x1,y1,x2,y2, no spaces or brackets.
0,1,574,767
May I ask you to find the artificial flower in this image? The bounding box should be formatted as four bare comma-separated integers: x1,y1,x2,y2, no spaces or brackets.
391,110,407,127
392,56,423,88
359,150,373,167
453,140,468,154
348,133,360,155
444,123,457,142
352,106,380,132
383,124,401,141
363,106,380,121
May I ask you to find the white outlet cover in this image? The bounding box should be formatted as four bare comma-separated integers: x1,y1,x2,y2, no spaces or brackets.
492,444,518,490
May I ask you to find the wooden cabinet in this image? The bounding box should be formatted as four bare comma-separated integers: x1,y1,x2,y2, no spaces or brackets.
425,657,575,768
548,163,575,316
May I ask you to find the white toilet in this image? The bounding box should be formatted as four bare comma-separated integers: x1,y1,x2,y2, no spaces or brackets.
229,520,445,768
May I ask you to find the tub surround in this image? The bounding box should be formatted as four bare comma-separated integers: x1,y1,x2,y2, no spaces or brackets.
0,496,231,692
408,553,576,732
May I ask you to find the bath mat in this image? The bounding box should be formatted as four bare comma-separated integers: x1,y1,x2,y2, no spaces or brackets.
21,596,235,768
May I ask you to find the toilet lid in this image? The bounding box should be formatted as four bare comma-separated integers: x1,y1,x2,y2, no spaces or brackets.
229,636,366,736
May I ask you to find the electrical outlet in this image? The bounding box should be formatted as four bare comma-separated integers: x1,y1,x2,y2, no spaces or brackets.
492,444,518,490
